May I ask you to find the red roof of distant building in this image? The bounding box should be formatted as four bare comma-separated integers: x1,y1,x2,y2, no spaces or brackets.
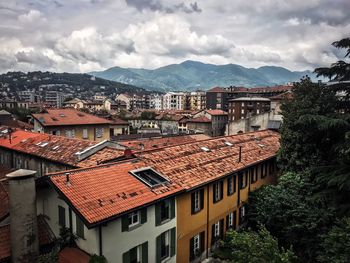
111,117,129,125
205,109,228,116
270,91,293,100
186,116,211,123
32,108,111,126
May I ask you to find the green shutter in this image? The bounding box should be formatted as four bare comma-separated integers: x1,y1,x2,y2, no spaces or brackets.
142,242,148,263
121,215,129,232
191,192,195,214
200,188,204,210
233,175,237,193
122,250,130,263
212,183,216,203
200,231,205,253
170,227,176,257
170,198,175,219
189,236,194,261
220,181,223,200
156,234,161,263
155,203,161,226
226,215,229,230
141,208,147,224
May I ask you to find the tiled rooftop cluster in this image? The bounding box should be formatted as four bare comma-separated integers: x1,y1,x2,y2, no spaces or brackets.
48,130,279,226
32,108,112,126
0,129,123,167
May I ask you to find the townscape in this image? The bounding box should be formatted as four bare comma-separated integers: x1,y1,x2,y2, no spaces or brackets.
0,1,349,263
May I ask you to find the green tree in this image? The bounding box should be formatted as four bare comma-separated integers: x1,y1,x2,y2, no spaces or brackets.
248,173,335,262
215,227,296,263
318,217,350,263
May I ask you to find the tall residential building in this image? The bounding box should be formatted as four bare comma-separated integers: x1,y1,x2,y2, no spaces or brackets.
45,91,67,108
185,91,206,111
163,92,185,110
228,97,271,122
205,87,229,111
150,94,163,110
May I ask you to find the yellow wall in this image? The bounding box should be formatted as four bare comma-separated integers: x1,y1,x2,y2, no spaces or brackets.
176,158,277,263
44,124,110,142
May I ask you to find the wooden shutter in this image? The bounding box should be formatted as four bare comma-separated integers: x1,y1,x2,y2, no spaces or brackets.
227,177,231,195
141,208,147,224
211,224,215,244
121,215,129,232
220,219,224,238
191,191,195,214
200,231,205,253
212,183,216,203
226,215,229,230
200,188,204,210
170,227,176,257
189,236,194,261
155,203,161,226
122,250,130,263
233,210,237,230
142,242,148,263
233,174,237,193
220,181,223,200
170,198,175,219
156,234,161,263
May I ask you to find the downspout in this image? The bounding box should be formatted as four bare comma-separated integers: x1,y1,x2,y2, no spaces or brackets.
99,225,103,256
206,184,210,259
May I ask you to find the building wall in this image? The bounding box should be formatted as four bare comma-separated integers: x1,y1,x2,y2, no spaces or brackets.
186,122,211,135
34,122,110,142
228,100,271,122
176,159,277,263
206,92,228,111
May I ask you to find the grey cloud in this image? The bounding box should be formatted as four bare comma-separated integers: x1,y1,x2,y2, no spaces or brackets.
125,0,201,13
15,50,55,68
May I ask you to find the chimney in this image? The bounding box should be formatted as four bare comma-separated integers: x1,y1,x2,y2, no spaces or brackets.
124,148,133,159
238,146,242,162
6,169,39,263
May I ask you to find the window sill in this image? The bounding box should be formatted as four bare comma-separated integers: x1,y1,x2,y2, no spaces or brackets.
128,223,142,231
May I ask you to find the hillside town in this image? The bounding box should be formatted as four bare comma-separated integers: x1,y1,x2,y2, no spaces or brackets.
0,1,349,262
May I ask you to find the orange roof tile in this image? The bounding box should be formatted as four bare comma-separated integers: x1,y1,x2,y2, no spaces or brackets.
32,108,111,126
205,109,228,116
58,247,90,263
48,130,279,226
186,116,211,123
78,147,125,167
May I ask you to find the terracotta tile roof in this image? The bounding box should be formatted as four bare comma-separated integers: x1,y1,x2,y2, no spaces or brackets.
186,116,211,123
205,109,228,116
48,130,279,226
111,117,128,125
249,85,292,93
58,247,90,263
49,161,183,225
135,130,280,190
32,108,112,126
120,134,210,151
0,130,123,168
78,147,125,167
0,215,55,261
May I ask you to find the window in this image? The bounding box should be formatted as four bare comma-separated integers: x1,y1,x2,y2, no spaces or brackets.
123,242,148,263
226,211,237,230
65,129,75,138
211,219,224,244
155,198,175,226
239,206,246,225
58,205,66,227
76,215,84,238
251,168,257,183
128,211,140,227
156,228,176,262
96,127,103,138
213,181,223,203
122,209,147,232
82,128,88,139
191,188,204,214
261,163,267,178
240,172,248,189
214,222,220,237
130,167,168,187
227,175,236,196
189,232,205,261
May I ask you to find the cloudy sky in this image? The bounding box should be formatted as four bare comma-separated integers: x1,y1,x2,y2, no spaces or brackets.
0,0,349,73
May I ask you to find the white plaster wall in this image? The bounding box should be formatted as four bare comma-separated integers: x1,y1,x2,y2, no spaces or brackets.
102,204,176,263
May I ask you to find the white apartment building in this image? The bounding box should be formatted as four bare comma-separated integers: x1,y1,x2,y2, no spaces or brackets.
162,92,185,110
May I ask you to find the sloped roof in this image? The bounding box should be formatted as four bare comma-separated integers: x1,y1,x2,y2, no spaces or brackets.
32,109,111,126
205,109,228,116
186,116,211,123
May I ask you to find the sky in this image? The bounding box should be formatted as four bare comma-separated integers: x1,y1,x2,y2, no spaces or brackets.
0,0,349,73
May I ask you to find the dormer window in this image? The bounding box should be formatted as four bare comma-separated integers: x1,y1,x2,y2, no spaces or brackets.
130,167,168,187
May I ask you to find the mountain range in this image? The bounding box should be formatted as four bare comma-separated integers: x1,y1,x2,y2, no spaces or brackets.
89,60,317,92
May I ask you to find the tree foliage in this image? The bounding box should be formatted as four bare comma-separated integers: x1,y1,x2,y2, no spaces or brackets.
215,227,296,263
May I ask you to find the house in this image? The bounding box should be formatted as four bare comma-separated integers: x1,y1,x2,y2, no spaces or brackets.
0,129,125,177
32,108,112,141
109,117,130,137
31,130,279,263
63,98,85,109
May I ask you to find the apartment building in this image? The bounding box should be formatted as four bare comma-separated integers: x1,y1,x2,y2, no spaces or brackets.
45,91,67,108
32,108,112,141
228,97,271,122
33,130,279,263
163,92,185,110
205,87,229,111
185,91,206,111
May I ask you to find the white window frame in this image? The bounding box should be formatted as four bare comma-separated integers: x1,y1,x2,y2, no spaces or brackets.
128,211,140,227
193,234,200,252
82,128,88,139
214,183,221,202
161,230,170,262
228,212,234,227
241,206,246,218
194,190,200,212
214,221,220,237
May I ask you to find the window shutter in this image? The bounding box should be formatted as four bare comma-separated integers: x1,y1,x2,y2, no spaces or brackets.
233,175,237,193
200,188,204,210
212,184,216,203
121,215,129,232
227,177,230,195
189,236,194,261
155,203,161,226
141,208,147,224
220,219,224,238
156,234,161,263
200,231,205,252
191,192,195,214
142,242,148,263
122,250,130,263
170,198,175,219
226,215,229,230
220,181,223,200
211,224,215,244
233,211,237,230
170,227,176,257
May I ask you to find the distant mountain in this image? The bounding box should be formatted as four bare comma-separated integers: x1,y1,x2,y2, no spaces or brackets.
0,71,149,101
89,60,318,92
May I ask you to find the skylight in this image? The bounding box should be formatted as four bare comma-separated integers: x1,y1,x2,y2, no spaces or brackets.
201,146,210,152
60,113,65,117
52,145,60,150
40,142,49,147
225,141,233,146
130,167,168,187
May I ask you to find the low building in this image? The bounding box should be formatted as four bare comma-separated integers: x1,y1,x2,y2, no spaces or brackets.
110,117,130,137
32,108,112,141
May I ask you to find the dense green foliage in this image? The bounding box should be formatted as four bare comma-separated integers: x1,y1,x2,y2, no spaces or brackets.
215,227,296,263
